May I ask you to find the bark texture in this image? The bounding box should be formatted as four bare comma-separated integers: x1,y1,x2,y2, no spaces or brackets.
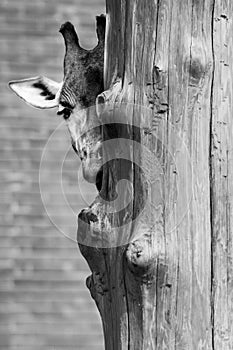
77,1,233,349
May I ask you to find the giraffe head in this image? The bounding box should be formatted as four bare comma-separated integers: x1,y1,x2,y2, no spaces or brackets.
9,16,105,186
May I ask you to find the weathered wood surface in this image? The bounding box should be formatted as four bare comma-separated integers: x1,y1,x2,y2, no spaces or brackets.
211,1,233,348
78,0,233,349
1,1,106,349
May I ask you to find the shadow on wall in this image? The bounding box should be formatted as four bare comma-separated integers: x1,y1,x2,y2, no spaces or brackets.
0,1,105,349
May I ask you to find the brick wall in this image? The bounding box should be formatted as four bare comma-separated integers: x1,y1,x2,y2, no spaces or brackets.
0,1,105,349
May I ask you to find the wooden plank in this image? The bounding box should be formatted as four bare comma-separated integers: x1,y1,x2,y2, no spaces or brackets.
211,0,233,348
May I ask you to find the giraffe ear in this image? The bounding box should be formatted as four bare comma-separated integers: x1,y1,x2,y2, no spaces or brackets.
9,76,62,109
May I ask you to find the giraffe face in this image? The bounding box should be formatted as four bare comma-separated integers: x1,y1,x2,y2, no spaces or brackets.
9,17,105,188
9,75,103,186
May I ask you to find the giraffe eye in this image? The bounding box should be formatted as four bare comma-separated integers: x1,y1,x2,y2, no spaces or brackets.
63,108,72,120
57,106,72,120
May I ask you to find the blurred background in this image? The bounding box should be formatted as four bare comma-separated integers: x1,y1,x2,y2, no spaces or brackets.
0,0,105,349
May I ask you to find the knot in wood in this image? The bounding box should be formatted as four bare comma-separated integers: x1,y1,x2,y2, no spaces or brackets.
188,58,204,85
125,240,155,277
186,39,210,86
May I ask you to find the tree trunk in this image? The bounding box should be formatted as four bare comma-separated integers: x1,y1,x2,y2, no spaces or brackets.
78,0,233,349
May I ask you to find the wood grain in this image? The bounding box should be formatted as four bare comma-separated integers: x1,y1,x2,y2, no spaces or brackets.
78,0,232,349
211,0,233,348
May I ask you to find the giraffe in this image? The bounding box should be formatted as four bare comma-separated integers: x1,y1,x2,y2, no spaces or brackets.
9,16,105,189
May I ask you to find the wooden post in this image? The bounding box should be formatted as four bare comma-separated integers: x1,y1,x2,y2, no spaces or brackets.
77,0,233,349
211,1,233,349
